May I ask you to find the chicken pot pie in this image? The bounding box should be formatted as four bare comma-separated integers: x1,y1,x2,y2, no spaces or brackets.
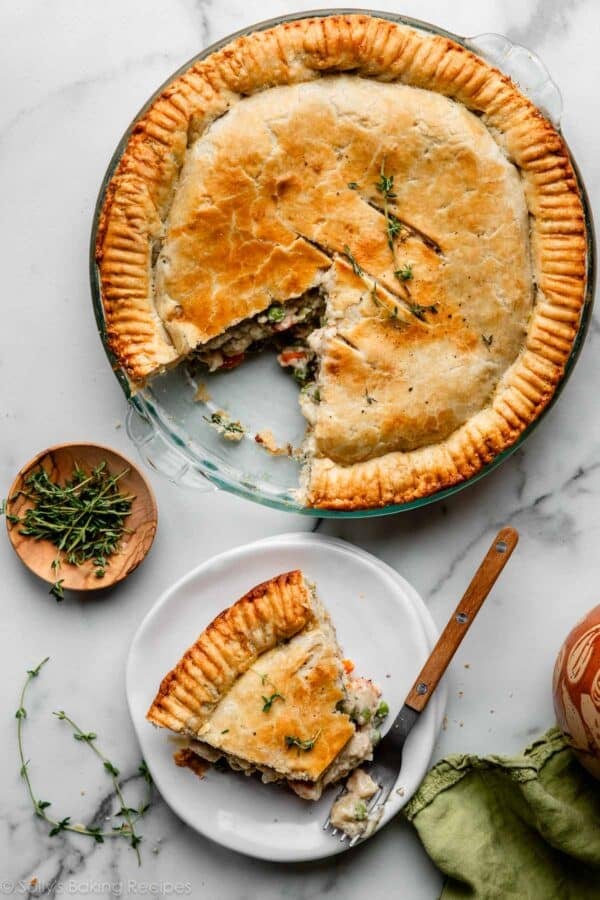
147,570,387,799
96,14,587,510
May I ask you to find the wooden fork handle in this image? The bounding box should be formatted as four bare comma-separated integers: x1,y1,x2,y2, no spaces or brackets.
405,527,519,713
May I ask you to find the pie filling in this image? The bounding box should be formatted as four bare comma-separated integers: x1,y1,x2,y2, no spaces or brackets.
188,289,325,379
329,768,380,838
188,287,330,457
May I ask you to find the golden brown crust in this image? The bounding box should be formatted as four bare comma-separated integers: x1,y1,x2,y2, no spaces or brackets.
146,570,311,732
189,617,354,780
147,570,355,781
97,14,587,507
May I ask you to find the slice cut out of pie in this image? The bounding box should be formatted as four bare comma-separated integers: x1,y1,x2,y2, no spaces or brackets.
147,570,385,796
97,14,587,509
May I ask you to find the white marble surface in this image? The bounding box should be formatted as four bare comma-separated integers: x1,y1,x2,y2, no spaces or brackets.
1,0,598,896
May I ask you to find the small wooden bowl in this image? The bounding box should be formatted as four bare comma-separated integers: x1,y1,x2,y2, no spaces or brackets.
5,443,157,592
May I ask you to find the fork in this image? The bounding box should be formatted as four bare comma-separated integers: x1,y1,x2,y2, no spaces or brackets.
324,526,519,846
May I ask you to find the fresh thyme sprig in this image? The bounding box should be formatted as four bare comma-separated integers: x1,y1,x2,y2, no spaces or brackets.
375,160,424,308
376,161,406,259
16,658,152,864
371,283,400,320
340,163,428,324
52,710,148,863
8,462,134,599
343,245,364,277
339,165,435,324
386,214,403,249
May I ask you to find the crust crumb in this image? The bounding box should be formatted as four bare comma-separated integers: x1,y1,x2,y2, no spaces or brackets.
255,429,293,456
193,382,211,403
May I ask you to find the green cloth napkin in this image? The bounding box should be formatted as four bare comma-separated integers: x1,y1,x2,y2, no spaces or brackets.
404,728,600,899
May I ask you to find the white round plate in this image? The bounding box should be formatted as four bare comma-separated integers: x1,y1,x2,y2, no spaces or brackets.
126,533,446,862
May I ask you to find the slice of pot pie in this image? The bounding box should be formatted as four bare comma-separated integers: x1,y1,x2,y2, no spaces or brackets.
147,570,387,798
97,14,587,510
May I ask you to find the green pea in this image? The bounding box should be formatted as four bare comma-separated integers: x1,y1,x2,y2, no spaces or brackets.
376,701,389,719
354,801,368,821
267,304,285,323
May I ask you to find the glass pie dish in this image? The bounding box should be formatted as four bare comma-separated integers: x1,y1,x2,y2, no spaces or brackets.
90,9,595,518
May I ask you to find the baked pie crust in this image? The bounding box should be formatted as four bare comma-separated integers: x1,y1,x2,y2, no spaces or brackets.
96,14,587,509
147,570,374,785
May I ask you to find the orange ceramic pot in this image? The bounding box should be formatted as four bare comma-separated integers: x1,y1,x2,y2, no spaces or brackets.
553,604,600,779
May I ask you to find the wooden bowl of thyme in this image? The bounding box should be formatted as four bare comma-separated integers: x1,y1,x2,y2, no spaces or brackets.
5,443,157,598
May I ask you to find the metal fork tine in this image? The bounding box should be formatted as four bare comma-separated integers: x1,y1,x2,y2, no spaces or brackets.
367,784,383,809
323,785,348,830
322,690,413,843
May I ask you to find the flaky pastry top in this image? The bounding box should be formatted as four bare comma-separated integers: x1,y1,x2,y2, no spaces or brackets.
97,15,586,509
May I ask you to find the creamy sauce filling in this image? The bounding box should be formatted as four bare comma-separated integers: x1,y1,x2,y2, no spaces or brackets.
191,291,324,372
330,768,380,838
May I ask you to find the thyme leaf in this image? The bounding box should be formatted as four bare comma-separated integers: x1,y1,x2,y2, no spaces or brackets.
50,580,65,602
386,214,403,250
138,760,153,785
204,412,246,442
375,168,397,200
262,692,285,713
395,264,413,281
408,303,438,322
285,729,321,752
343,245,363,277
73,731,97,742
49,816,71,837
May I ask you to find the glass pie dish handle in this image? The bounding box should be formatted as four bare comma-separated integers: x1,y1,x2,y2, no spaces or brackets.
465,33,563,127
125,405,216,492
